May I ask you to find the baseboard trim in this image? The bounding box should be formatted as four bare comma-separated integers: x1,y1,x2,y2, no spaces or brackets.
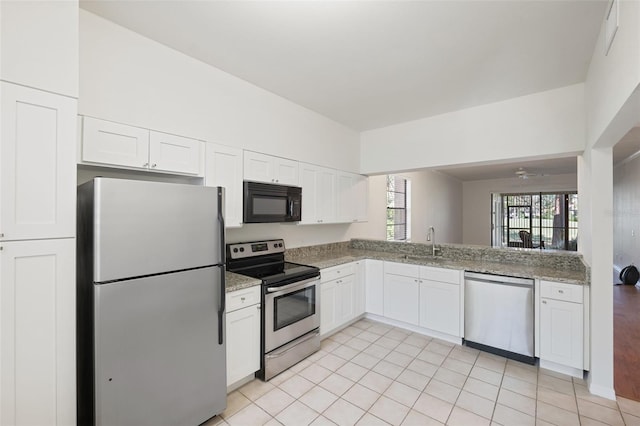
588,380,617,401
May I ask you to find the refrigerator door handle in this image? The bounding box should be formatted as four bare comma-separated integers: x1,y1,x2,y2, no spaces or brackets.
218,187,226,345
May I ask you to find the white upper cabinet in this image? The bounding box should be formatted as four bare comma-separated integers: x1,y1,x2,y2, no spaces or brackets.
299,163,336,224
354,174,369,222
0,1,78,97
0,82,76,241
149,131,202,175
82,117,150,170
205,143,243,228
336,171,369,223
244,151,299,186
81,117,203,176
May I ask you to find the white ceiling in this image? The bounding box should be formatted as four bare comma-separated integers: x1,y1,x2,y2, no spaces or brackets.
80,0,612,181
80,0,607,132
435,156,578,182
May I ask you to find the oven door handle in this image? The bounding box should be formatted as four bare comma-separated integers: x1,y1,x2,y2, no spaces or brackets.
266,276,319,294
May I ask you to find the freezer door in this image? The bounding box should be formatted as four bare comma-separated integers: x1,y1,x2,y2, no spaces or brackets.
94,266,226,426
89,178,224,282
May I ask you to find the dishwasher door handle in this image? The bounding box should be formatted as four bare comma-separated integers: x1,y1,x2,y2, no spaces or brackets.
464,272,533,287
465,277,533,289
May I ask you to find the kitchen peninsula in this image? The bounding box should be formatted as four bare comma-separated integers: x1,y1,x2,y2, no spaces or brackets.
225,238,589,390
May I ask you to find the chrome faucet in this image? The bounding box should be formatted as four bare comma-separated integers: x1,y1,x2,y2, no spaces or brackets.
427,226,436,256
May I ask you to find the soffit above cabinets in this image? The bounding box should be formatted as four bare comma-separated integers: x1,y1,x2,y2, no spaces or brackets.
79,0,607,132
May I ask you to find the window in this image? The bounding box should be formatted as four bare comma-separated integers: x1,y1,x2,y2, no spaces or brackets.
492,192,578,251
387,175,410,241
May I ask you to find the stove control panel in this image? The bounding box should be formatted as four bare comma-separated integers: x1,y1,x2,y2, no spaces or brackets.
227,239,285,259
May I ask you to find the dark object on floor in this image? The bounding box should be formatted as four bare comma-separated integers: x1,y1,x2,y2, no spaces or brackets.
620,265,639,285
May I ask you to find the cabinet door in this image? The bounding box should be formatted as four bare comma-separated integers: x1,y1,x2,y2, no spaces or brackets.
82,116,150,170
0,238,75,426
354,261,366,317
149,131,202,175
273,157,299,186
354,175,369,222
383,273,419,325
244,151,274,183
320,280,339,336
419,280,460,336
318,168,337,223
299,163,319,224
336,172,355,223
226,304,261,386
1,82,76,240
337,275,356,324
205,144,243,228
540,298,583,369
365,260,384,316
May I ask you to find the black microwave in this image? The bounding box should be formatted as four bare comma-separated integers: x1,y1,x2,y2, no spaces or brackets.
243,181,302,223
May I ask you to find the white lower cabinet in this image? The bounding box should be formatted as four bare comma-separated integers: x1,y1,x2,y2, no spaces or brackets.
365,260,384,316
320,263,362,336
539,280,584,371
418,266,462,337
0,238,76,426
225,287,261,387
383,274,419,325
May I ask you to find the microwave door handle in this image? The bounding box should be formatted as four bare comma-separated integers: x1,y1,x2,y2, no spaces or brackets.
288,199,293,217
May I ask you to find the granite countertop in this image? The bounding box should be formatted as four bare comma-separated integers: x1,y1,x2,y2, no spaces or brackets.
286,248,588,285
225,271,261,293
225,241,588,293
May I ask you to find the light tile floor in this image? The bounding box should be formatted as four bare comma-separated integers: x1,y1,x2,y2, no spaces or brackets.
204,318,640,426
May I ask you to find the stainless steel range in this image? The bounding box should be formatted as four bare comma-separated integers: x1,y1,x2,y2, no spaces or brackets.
226,239,321,381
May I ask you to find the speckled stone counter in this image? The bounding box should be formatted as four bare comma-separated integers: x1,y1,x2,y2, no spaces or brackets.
285,239,589,285
225,271,261,292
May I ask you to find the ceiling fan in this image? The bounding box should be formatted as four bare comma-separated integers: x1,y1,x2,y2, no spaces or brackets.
515,167,542,179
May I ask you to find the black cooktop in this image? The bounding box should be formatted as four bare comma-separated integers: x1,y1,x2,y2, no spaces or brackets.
226,239,319,286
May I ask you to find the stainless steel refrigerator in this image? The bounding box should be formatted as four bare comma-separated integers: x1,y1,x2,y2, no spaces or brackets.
77,178,226,426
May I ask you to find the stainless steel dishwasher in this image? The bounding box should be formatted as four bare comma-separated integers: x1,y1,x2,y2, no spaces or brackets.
464,272,535,364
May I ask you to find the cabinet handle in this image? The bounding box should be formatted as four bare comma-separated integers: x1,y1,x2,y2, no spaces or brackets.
241,297,245,301
558,290,564,294
151,163,157,168
0,233,4,238
276,179,279,183
143,162,149,167
542,300,547,304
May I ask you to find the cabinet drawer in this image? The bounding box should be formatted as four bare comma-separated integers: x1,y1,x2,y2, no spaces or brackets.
540,280,583,303
321,263,355,283
419,266,461,285
384,261,420,278
227,286,261,312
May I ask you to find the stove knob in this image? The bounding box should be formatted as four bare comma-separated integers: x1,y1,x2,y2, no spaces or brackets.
278,243,283,247
273,243,278,248
233,248,238,253
239,247,245,252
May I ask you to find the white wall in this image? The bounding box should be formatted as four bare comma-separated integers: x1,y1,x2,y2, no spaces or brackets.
347,170,463,245
360,84,586,175
462,173,578,246
79,10,359,173
79,9,377,249
613,155,640,276
581,0,640,400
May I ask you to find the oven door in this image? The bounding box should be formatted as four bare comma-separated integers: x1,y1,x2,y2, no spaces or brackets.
264,276,320,353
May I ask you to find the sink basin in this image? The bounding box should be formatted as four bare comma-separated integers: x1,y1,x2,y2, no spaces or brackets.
398,254,428,261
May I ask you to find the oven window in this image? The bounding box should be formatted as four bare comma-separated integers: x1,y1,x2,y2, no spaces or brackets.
273,286,316,331
253,196,287,216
